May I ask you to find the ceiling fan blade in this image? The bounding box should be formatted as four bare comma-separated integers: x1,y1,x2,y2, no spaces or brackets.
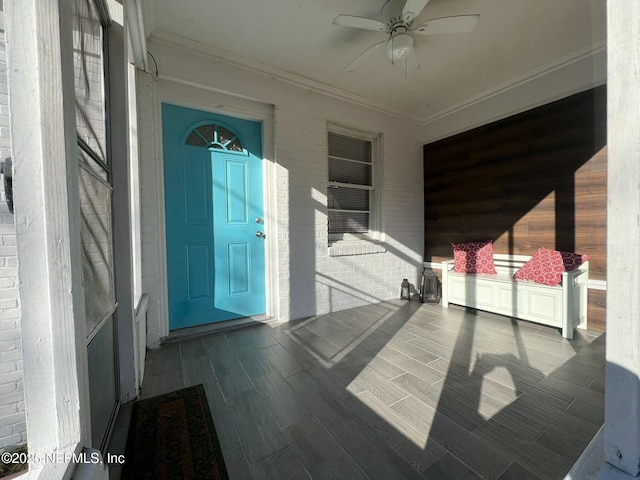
333,15,386,32
344,41,386,71
413,15,480,35
402,0,430,23
404,45,420,74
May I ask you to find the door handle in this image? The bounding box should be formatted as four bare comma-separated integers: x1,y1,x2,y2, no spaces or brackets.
256,231,266,239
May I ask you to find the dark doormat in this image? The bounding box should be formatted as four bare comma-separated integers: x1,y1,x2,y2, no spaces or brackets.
122,384,229,480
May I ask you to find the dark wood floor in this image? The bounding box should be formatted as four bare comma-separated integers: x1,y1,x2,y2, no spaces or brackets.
140,300,605,480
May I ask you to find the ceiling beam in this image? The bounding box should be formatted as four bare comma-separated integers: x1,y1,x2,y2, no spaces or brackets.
125,0,149,71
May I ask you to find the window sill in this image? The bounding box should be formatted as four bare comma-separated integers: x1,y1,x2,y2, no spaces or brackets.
328,240,386,257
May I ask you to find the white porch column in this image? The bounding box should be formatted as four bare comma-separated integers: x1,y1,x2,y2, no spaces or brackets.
6,0,91,477
598,1,640,478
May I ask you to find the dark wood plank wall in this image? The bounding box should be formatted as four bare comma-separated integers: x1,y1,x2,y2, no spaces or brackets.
423,86,607,331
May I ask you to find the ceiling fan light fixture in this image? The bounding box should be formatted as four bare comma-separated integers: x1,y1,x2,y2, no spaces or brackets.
387,33,413,61
335,0,478,74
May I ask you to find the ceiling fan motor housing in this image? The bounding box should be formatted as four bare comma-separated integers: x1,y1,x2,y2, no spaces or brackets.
381,0,412,31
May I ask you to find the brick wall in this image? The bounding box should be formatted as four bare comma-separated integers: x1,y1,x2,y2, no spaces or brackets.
0,6,26,449
136,72,163,344
275,107,423,321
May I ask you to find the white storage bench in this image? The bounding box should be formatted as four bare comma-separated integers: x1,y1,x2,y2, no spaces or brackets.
441,254,589,339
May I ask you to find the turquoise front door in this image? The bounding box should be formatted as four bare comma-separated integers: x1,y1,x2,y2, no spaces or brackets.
162,103,266,330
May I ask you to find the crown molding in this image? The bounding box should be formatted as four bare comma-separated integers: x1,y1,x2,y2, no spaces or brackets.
149,30,606,129
149,30,422,123
419,38,607,127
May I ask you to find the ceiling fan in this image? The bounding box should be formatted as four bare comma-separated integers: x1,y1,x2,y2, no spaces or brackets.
333,0,480,74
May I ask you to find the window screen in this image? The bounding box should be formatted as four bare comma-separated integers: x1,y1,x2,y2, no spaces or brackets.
327,132,373,235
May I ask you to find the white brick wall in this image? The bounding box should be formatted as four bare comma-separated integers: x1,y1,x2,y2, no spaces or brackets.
138,40,424,346
274,107,423,321
0,10,26,448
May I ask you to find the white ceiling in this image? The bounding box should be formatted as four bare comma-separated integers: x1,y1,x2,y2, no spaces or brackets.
144,0,606,121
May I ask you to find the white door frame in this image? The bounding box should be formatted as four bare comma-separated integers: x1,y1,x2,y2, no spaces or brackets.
152,79,279,339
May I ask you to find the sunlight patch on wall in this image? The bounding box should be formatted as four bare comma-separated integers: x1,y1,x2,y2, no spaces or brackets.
495,191,557,252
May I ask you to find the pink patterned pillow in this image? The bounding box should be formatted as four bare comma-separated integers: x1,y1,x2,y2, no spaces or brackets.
514,247,589,286
451,241,497,274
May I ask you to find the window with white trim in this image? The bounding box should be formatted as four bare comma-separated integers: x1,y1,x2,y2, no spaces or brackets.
327,128,381,242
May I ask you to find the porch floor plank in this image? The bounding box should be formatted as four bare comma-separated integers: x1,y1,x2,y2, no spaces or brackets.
139,300,605,480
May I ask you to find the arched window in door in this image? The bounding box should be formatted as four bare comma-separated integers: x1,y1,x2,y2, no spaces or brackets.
185,123,245,152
